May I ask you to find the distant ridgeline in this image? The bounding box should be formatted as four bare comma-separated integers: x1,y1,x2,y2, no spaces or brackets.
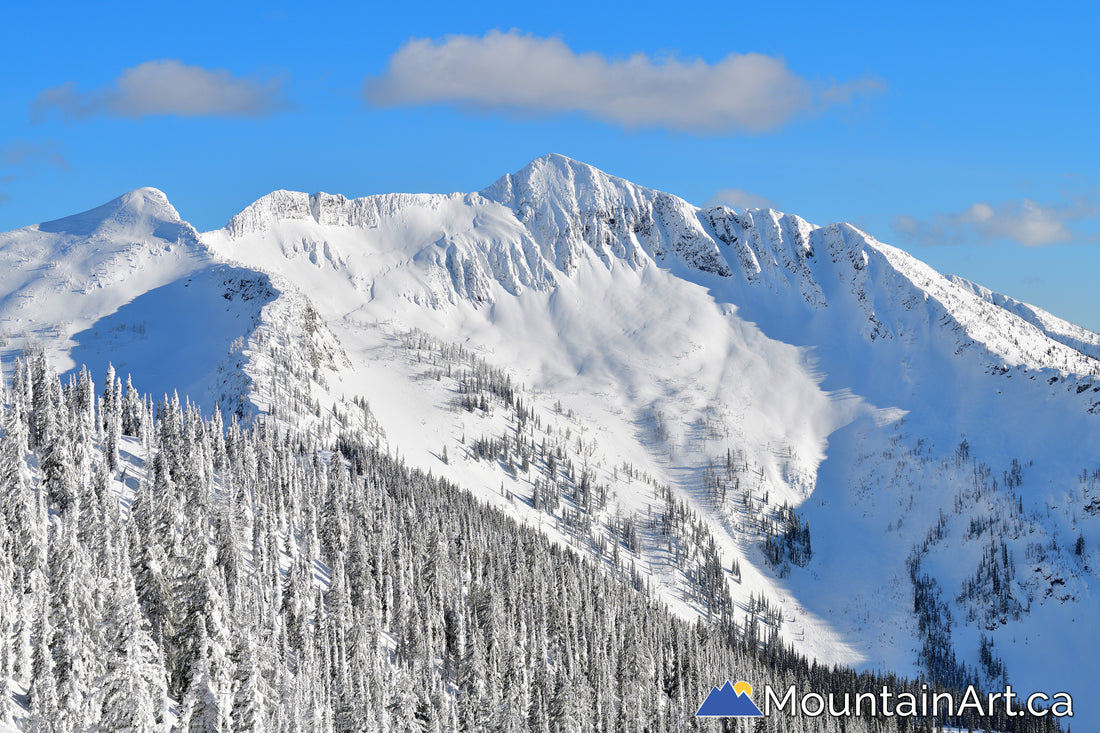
0,348,1061,732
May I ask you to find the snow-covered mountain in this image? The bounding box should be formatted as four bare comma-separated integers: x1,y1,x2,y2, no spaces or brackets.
5,154,1096,726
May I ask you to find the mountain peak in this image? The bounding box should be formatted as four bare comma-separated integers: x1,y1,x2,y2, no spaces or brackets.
36,186,186,239
117,186,178,217
516,152,603,180
481,153,653,210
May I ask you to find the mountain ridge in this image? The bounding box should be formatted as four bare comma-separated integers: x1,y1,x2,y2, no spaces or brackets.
203,153,1100,385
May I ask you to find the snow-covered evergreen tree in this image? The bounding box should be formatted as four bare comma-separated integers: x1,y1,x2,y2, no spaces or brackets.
95,548,169,733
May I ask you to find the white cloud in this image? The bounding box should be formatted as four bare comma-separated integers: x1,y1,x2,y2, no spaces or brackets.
704,188,778,211
894,198,1096,247
34,60,287,120
364,31,884,134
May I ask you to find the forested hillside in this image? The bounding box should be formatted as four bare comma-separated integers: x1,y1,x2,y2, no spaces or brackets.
0,350,1063,732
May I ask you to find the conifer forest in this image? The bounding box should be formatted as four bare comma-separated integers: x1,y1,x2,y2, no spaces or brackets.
0,347,1065,732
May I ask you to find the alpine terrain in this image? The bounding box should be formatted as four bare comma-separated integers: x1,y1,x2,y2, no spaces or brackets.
0,154,1091,731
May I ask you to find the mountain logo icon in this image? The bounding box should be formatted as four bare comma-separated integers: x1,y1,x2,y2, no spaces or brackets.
696,680,765,717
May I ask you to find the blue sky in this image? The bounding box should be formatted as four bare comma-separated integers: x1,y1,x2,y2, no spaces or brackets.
2,1,1098,329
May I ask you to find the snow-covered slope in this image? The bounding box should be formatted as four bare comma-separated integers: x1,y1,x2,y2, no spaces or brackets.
0,188,295,415
4,155,1097,726
947,272,1100,362
0,188,207,354
203,155,1100,723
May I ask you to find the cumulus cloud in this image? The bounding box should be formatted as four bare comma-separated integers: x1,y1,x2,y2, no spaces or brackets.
705,188,778,211
364,31,884,134
894,198,1097,247
34,60,287,120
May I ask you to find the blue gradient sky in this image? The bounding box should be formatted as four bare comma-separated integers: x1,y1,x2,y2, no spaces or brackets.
2,1,1098,328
